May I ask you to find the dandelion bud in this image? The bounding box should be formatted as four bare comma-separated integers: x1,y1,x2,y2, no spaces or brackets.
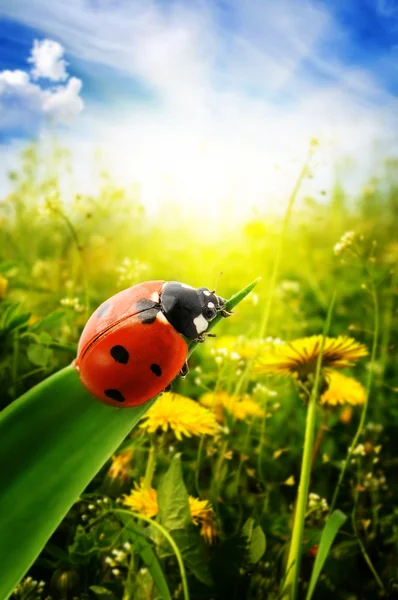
102,450,133,497
50,568,80,600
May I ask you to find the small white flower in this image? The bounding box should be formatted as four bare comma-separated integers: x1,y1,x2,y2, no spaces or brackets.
352,443,366,456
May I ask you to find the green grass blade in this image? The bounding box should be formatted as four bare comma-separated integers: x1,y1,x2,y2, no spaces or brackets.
0,279,259,599
187,276,261,356
0,366,155,599
305,510,347,600
119,517,172,600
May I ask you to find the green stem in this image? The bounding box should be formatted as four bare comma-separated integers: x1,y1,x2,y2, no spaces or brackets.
379,265,397,370
226,150,313,410
57,210,91,320
143,441,157,490
352,493,385,592
212,439,229,511
114,509,190,600
256,150,313,508
257,391,268,490
258,149,312,342
282,292,336,600
11,332,19,397
329,283,379,514
194,436,205,498
122,550,136,600
233,418,254,495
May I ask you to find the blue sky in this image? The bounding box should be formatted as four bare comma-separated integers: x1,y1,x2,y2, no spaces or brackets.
1,0,397,125
0,0,397,215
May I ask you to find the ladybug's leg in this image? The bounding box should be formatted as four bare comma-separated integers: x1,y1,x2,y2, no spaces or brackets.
194,332,217,343
164,382,173,393
220,308,233,318
179,361,189,379
195,333,206,343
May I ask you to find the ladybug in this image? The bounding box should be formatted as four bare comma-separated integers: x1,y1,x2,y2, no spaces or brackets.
75,280,231,407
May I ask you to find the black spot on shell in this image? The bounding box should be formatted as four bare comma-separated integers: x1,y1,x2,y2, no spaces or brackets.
137,308,158,324
136,298,158,311
150,363,162,377
105,389,125,403
136,298,160,324
110,345,129,364
97,302,110,318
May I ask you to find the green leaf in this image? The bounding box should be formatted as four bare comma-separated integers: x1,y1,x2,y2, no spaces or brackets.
0,366,156,599
89,585,117,600
38,331,53,345
242,518,266,566
305,510,347,600
157,455,191,531
133,569,164,600
27,344,53,366
0,261,18,274
68,525,94,565
156,456,213,585
170,527,213,586
119,516,172,600
30,310,65,332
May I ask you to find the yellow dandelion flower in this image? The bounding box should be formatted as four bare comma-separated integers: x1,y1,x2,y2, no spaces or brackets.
123,485,217,542
255,335,368,379
123,482,158,518
188,496,213,524
188,496,217,544
102,450,133,496
0,275,8,299
108,450,133,478
140,392,219,440
200,391,264,422
320,370,366,407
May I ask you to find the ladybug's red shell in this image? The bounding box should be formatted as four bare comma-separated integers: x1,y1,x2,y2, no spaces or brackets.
75,280,188,407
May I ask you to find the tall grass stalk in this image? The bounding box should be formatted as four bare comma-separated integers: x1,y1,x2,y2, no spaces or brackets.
254,147,314,502
282,292,336,600
329,283,379,514
258,148,313,342
352,492,385,591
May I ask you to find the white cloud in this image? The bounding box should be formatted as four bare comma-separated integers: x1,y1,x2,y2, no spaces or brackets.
0,69,31,89
0,40,83,129
42,77,83,123
28,39,68,81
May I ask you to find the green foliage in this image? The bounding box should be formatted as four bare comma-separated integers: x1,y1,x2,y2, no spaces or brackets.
157,456,213,586
306,510,347,600
242,518,266,566
157,456,192,531
1,142,398,600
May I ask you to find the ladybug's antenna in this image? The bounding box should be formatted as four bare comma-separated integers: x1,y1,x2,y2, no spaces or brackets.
212,270,223,293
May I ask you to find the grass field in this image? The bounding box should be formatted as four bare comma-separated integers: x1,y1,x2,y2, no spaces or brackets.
0,141,397,600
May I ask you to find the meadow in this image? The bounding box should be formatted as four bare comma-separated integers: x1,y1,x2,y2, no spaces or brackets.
0,142,397,600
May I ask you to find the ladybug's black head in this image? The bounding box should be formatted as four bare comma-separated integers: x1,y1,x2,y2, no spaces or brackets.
160,281,228,341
